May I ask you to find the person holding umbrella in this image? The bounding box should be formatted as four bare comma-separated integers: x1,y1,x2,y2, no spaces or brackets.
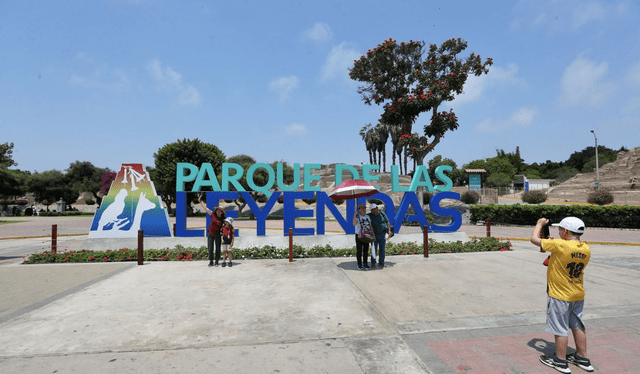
353,203,373,270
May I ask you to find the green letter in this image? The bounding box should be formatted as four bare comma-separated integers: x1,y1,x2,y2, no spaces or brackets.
193,163,221,192
409,165,434,192
391,165,408,192
362,164,380,190
434,165,453,192
247,163,275,197
176,163,198,192
222,163,245,192
277,163,300,191
335,164,359,186
303,163,321,191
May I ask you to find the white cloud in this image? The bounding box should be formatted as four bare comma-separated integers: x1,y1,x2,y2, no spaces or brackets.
571,1,606,29
146,59,201,107
322,42,360,81
303,22,332,43
475,106,538,133
68,68,129,91
558,57,614,108
284,123,308,136
269,76,300,102
628,61,640,85
451,63,527,107
511,0,616,31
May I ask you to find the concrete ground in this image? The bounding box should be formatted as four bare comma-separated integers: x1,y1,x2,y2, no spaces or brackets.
0,217,639,373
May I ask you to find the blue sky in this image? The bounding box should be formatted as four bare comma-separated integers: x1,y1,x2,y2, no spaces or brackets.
2,0,639,174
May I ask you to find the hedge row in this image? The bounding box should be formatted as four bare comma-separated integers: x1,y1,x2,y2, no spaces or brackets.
470,204,640,229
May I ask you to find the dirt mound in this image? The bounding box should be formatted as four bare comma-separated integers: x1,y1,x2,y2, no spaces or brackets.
547,147,640,205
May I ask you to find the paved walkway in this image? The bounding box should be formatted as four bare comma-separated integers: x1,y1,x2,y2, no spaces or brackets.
0,218,639,373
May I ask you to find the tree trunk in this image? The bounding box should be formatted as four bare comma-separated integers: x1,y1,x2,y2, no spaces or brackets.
382,148,387,172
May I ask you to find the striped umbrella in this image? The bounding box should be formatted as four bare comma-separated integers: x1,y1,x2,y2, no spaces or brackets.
328,179,378,201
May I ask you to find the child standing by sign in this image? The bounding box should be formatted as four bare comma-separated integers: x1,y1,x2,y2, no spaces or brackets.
221,217,235,267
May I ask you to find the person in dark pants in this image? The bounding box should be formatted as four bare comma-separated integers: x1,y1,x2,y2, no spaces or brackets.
353,203,372,270
368,203,391,268
199,195,226,267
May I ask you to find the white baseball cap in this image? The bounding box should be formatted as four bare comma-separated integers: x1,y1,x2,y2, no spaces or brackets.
552,217,585,234
224,217,234,225
369,203,378,210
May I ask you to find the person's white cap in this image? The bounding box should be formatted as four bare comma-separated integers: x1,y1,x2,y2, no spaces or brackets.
224,217,234,225
369,203,378,210
551,217,585,234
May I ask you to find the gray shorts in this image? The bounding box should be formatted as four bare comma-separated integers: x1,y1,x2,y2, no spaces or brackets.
546,296,586,337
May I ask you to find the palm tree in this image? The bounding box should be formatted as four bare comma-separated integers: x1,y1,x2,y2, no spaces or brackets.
359,123,374,164
373,122,389,172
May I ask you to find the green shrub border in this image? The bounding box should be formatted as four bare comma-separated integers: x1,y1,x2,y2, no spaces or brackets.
21,237,512,264
470,204,640,229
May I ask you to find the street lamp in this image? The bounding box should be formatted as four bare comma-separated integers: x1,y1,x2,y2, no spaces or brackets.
590,130,599,190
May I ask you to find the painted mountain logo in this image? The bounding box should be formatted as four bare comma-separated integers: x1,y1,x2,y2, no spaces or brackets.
89,163,172,238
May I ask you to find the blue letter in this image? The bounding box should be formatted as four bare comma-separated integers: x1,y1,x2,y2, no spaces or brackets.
277,163,300,192
247,163,275,197
316,191,353,235
429,191,462,233
303,163,321,192
391,165,408,192
193,163,221,192
409,165,434,192
175,191,204,237
394,192,430,233
222,163,245,192
176,163,198,192
283,191,315,235
241,191,280,236
434,165,453,192
335,164,359,187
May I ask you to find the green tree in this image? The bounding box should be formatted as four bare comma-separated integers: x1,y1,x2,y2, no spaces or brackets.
0,168,30,197
27,170,76,211
65,161,113,206
0,142,17,168
152,138,226,214
428,155,464,186
350,37,492,175
359,123,375,165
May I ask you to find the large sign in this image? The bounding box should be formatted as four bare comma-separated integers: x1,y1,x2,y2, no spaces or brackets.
175,162,462,237
89,164,172,238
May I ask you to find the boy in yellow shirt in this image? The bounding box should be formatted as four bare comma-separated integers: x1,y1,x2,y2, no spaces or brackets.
531,217,594,373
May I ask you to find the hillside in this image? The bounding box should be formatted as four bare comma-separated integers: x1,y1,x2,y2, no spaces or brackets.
547,147,640,205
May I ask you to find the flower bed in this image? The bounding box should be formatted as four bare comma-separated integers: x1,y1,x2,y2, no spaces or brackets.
21,238,512,264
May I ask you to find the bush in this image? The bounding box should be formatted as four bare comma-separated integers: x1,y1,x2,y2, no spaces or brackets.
460,191,480,204
521,190,547,204
332,199,345,205
368,198,383,205
22,237,513,264
588,190,614,205
16,199,28,205
85,198,96,205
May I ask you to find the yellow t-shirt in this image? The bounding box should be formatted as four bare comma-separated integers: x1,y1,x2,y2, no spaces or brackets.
542,239,590,302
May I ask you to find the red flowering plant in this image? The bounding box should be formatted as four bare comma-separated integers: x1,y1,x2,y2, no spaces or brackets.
397,132,434,166
350,37,492,161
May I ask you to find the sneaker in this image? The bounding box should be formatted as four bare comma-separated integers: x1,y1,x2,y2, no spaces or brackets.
379,264,385,269
208,261,214,267
215,260,219,266
357,265,363,270
222,262,226,267
228,262,233,267
363,264,370,270
540,355,571,373
567,353,594,372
